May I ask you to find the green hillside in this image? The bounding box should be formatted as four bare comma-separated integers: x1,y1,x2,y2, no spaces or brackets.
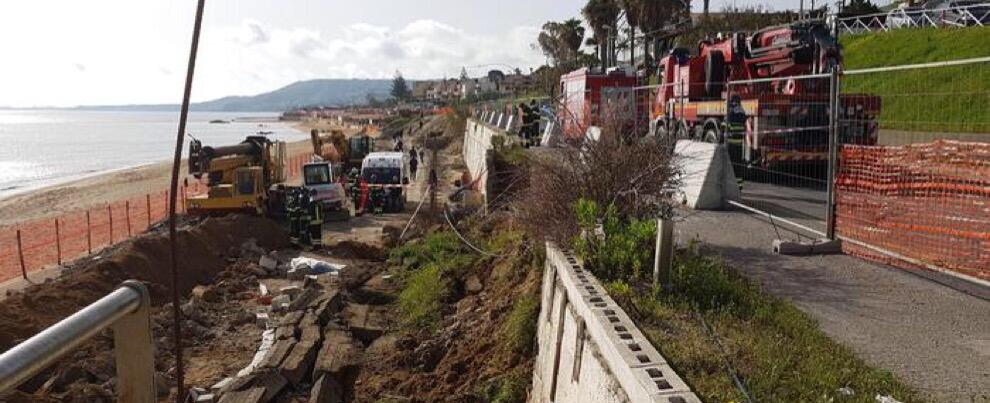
840,27,990,135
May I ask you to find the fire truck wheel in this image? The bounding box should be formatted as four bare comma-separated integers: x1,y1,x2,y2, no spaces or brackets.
703,120,722,143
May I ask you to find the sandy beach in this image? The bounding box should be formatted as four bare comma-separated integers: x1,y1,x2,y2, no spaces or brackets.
0,139,313,227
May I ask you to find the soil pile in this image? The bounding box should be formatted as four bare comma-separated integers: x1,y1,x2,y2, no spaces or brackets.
0,215,289,401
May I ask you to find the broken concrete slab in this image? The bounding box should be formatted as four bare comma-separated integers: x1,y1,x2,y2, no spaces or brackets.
252,371,288,402
280,339,320,387
311,290,344,326
343,303,387,345
314,328,363,376
261,337,297,369
275,326,296,341
279,311,305,328
217,387,265,403
308,374,344,403
289,287,319,311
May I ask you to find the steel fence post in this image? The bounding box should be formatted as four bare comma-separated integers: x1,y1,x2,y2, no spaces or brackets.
146,194,152,227
125,201,132,237
108,205,114,245
86,211,92,255
16,230,27,281
825,67,841,240
112,280,156,402
55,219,61,265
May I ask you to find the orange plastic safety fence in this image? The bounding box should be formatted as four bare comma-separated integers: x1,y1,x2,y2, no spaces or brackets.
836,140,990,281
0,152,313,283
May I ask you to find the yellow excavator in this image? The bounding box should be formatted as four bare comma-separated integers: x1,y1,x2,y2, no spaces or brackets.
310,127,375,173
186,135,287,215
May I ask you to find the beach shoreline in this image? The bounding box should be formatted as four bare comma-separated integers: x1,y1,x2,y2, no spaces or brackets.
0,138,313,228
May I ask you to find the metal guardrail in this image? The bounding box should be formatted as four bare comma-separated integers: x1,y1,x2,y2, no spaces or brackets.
836,2,990,34
0,280,155,401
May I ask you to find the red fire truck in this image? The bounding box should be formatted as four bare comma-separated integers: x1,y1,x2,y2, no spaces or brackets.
650,21,881,167
558,67,640,139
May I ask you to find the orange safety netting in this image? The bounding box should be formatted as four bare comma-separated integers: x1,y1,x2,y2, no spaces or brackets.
0,153,312,283
835,140,990,281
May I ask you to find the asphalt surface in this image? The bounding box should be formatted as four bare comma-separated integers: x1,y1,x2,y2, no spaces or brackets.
676,206,990,402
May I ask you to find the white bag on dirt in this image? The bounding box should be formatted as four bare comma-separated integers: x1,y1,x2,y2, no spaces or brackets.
289,257,345,275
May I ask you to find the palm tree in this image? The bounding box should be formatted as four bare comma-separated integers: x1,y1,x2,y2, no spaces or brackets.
638,0,691,66
537,19,586,67
582,0,621,67
619,0,642,67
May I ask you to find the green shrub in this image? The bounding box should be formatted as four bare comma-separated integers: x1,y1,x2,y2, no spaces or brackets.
502,294,539,355
574,199,657,282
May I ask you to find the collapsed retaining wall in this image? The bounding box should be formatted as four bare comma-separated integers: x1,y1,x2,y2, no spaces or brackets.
530,243,700,403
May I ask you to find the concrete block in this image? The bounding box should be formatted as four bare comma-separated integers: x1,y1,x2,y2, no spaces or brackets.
773,238,842,255
674,140,739,210
255,313,270,328
271,295,290,312
217,387,265,403
259,255,278,271
308,374,344,403
193,393,215,403
279,285,302,299
312,291,344,326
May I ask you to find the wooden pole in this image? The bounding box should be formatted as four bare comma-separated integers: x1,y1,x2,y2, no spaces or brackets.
16,230,27,280
146,194,152,227
86,211,92,255
55,219,62,265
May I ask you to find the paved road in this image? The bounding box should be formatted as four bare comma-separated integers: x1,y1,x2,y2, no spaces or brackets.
676,206,990,402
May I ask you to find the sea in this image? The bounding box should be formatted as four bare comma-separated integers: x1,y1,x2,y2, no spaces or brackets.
0,110,309,200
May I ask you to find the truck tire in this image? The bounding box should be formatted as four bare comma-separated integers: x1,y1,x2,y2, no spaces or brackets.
705,51,726,98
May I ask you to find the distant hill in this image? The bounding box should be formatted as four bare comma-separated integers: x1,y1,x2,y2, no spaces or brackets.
75,79,393,112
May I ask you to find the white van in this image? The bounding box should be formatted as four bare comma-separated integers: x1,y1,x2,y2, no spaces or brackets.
361,151,410,212
302,160,348,220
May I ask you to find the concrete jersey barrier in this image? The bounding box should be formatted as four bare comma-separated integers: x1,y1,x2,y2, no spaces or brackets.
530,243,700,403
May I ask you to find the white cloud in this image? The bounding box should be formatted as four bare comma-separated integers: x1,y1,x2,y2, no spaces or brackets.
0,11,546,107
191,18,545,101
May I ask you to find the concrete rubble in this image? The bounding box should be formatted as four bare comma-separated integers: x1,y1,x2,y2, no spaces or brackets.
195,252,354,403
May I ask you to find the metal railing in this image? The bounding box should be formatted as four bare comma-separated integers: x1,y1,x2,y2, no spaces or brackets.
0,280,155,402
837,2,990,34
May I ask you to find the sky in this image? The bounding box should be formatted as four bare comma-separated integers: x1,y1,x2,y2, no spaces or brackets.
0,0,802,107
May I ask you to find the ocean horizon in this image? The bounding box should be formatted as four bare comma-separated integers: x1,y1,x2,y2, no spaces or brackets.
0,109,308,200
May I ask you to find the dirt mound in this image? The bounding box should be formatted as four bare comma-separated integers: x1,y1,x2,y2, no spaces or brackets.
0,215,289,353
326,240,386,262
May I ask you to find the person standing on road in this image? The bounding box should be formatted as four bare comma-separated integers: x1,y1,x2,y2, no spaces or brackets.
409,153,419,180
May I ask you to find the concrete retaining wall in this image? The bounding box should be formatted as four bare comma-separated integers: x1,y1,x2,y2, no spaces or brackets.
463,118,506,200
530,243,700,403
